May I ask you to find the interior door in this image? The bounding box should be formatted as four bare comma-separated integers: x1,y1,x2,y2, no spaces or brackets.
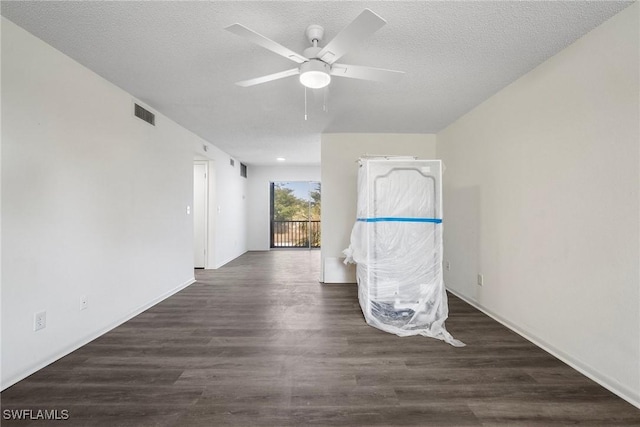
193,163,207,268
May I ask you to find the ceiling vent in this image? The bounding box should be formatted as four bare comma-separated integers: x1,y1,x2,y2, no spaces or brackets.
230,158,235,167
134,103,155,126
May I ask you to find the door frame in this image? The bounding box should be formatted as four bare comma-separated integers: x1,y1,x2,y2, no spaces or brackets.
269,181,321,249
193,160,209,268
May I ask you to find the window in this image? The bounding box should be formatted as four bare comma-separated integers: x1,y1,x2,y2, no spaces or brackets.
270,181,321,248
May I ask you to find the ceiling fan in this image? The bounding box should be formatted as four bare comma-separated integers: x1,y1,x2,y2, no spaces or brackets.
225,9,405,89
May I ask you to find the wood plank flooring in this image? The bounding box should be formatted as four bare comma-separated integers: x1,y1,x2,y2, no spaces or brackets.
2,250,639,426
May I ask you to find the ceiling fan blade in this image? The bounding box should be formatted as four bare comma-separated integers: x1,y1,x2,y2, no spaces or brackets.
331,64,404,84
225,24,308,64
235,68,300,87
316,9,386,64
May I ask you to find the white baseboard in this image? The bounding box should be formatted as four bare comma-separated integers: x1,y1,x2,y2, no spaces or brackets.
446,287,640,410
1,277,196,391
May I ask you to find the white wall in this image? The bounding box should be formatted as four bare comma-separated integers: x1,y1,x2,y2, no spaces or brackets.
321,134,437,283
1,18,228,389
192,144,248,268
246,165,321,251
437,4,639,407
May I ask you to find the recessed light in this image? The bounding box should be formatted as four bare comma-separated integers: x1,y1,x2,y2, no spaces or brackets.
276,157,286,162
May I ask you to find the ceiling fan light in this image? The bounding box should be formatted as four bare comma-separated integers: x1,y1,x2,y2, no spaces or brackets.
300,71,331,89
299,60,331,89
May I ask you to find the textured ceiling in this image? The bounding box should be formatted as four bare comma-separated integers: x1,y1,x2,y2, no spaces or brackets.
1,1,632,165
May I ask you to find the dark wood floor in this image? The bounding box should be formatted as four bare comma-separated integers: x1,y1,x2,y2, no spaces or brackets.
2,251,639,426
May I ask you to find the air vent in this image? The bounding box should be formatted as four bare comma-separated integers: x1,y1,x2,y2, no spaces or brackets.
240,163,247,178
134,103,155,126
230,159,235,167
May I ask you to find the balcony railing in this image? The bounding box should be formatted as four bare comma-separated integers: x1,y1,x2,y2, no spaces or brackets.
271,220,321,248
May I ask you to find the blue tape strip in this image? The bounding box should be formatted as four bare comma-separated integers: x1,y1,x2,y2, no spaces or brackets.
357,217,442,224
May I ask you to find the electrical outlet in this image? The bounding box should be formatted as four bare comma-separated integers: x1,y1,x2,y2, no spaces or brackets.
80,295,88,311
34,311,46,331
445,261,451,271
477,274,484,286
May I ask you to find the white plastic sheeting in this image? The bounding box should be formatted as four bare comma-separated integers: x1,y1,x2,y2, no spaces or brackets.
344,157,464,347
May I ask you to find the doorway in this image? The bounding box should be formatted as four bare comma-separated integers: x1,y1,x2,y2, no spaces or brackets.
270,181,321,248
193,161,208,268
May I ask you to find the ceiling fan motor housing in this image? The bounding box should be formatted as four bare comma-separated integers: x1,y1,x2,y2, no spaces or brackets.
303,46,323,59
